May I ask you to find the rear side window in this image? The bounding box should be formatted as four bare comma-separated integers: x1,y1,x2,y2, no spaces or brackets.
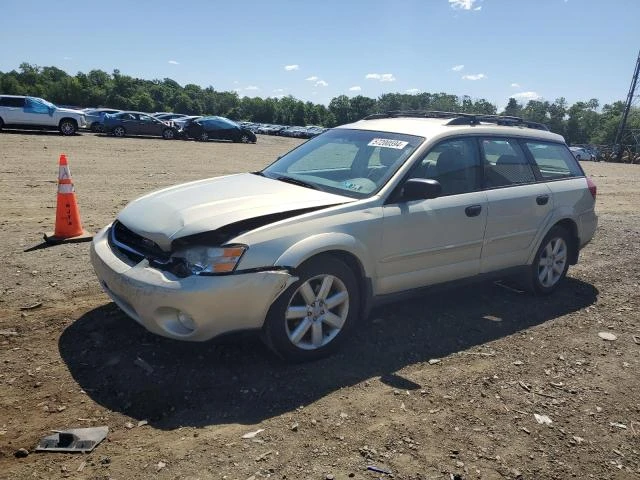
524,141,583,179
0,96,25,107
481,138,536,188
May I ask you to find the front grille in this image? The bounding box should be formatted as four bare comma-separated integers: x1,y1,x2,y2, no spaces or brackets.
109,221,169,264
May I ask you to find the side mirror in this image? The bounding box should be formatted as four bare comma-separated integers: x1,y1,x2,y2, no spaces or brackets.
401,178,441,201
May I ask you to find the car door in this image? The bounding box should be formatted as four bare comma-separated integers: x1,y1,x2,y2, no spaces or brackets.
0,96,26,124
22,97,57,126
136,114,160,136
118,113,139,134
377,137,488,295
480,137,553,272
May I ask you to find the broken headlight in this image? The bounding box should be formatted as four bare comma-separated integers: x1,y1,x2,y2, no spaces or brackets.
171,245,247,275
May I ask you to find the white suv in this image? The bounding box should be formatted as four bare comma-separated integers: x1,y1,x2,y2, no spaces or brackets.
0,95,87,135
91,111,598,361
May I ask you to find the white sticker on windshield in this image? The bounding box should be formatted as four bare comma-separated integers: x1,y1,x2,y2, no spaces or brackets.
368,138,409,149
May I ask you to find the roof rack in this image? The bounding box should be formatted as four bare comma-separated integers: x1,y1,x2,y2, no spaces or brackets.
362,110,549,131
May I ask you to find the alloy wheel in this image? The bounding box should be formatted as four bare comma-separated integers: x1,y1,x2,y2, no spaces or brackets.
537,237,567,288
284,274,349,350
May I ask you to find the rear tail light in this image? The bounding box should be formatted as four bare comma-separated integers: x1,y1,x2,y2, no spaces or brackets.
586,177,597,200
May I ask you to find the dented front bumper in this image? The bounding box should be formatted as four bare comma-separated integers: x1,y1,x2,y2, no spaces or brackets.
90,226,295,341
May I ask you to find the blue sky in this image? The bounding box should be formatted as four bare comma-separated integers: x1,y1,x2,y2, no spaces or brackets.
0,0,638,109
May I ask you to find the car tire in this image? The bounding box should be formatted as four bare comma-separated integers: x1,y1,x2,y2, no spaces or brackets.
0,117,4,131
198,132,209,142
59,119,77,136
90,122,104,133
240,133,252,143
262,255,360,362
113,126,126,138
525,225,571,296
162,128,175,140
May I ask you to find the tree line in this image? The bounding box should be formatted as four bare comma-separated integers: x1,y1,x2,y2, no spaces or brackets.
1,62,638,146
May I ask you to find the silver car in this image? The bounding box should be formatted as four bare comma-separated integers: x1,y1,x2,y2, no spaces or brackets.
91,112,598,361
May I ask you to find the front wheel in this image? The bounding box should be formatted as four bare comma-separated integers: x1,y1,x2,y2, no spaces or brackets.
162,128,176,140
198,131,209,141
240,133,252,143
113,126,126,137
527,226,571,295
262,255,360,362
59,119,77,136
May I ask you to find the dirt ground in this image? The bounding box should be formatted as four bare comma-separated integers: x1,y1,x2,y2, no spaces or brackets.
0,131,638,480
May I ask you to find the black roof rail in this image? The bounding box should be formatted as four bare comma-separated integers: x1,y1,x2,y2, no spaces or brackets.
362,110,550,131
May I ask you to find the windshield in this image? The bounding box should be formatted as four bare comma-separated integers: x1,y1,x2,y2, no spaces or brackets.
262,128,424,199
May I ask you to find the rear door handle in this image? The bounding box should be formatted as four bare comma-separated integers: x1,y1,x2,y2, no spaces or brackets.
536,194,550,206
465,205,482,217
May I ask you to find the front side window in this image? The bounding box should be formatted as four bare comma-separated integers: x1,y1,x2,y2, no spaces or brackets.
25,97,53,114
524,141,583,179
262,128,423,198
481,138,536,187
409,138,481,195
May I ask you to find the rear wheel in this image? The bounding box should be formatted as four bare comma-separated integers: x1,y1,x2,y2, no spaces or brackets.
90,122,104,133
162,128,175,140
0,117,4,131
262,255,360,362
198,131,209,141
526,226,571,295
113,126,126,137
59,119,77,136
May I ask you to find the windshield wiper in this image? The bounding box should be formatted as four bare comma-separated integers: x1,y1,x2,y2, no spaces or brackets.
274,175,320,190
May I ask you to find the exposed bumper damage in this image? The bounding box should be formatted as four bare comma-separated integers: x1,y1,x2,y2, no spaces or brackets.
90,226,296,341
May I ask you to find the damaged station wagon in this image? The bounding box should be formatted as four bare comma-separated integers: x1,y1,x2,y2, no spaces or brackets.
90,111,598,361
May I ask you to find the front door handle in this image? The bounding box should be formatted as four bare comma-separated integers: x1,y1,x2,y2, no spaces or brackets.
536,194,550,206
465,205,482,217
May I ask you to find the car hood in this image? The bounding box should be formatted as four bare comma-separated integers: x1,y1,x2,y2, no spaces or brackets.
56,107,85,116
117,173,352,250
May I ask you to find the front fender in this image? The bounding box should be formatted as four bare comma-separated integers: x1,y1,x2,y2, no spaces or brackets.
275,232,374,278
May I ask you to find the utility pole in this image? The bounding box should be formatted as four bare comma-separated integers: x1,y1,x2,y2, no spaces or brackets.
614,50,640,160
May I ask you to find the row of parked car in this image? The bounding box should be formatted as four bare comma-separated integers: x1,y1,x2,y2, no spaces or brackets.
82,108,257,143
568,145,599,161
240,123,328,139
0,94,324,143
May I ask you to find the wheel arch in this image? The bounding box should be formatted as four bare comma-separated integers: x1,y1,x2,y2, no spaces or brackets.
554,218,580,265
59,117,78,128
275,233,374,319
529,217,580,266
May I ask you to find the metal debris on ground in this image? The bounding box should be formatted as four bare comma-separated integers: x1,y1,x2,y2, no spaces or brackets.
19,302,42,310
35,426,108,453
133,357,154,374
367,465,392,474
609,422,627,429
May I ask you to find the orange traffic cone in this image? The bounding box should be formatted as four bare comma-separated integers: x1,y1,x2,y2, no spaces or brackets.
43,154,93,244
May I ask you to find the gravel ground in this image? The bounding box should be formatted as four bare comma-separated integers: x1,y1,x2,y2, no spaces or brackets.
0,131,638,480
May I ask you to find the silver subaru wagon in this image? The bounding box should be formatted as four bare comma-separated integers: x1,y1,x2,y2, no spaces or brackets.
91,112,597,361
